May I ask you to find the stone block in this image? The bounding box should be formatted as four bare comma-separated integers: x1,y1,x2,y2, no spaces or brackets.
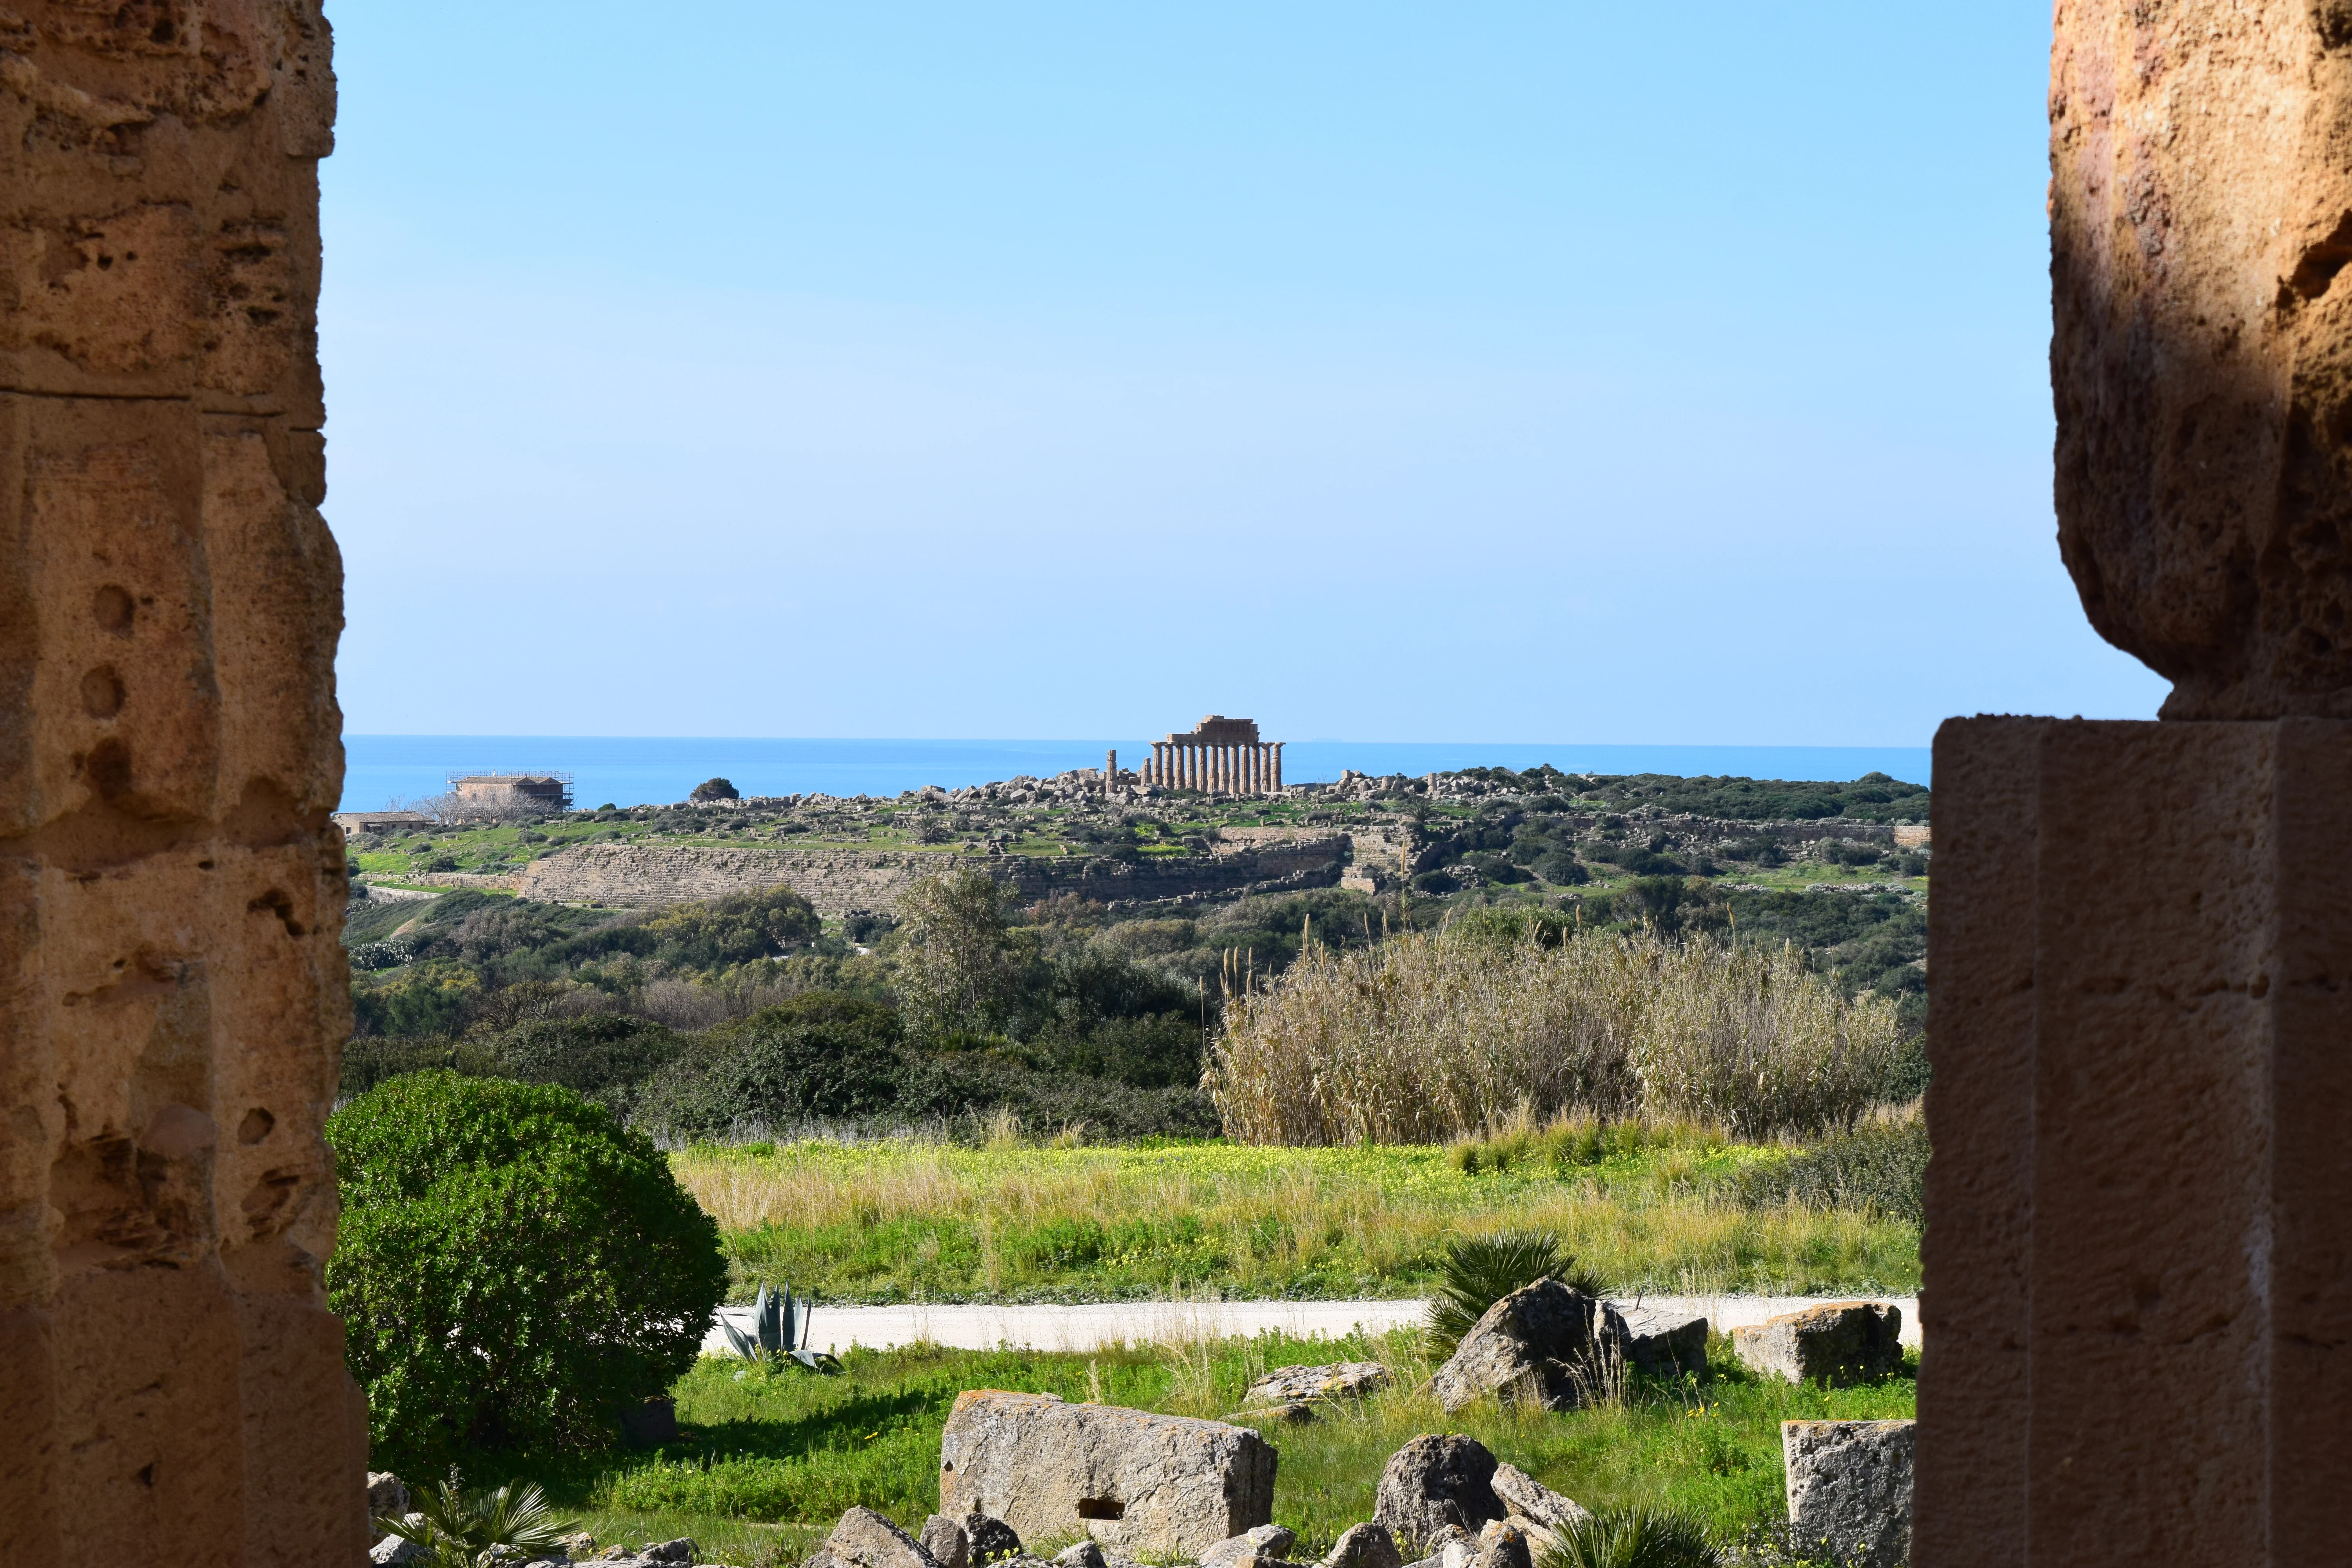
1201,1524,1294,1568
1732,1301,1901,1387
961,1514,1022,1565
1613,1304,1708,1378
1372,1435,1504,1550
938,1391,1276,1557
920,1516,969,1568
1322,1523,1401,1568
1245,1361,1389,1405
1783,1420,1913,1568
1487,1463,1588,1535
826,1513,937,1568
1429,1279,1628,1412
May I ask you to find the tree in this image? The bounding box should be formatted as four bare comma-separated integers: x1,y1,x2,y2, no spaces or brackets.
893,865,1034,1039
689,777,740,802
327,1073,726,1470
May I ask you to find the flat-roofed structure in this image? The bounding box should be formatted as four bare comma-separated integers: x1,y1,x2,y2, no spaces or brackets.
1141,716,1283,796
448,771,573,817
332,810,433,835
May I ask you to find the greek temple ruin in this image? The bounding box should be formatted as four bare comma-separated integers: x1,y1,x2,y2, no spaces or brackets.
1140,715,1283,795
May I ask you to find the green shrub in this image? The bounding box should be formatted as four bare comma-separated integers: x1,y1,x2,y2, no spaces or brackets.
1539,1506,1718,1568
1737,1116,1927,1224
328,1072,727,1471
486,1014,688,1112
338,1035,503,1099
642,886,821,967
636,998,906,1136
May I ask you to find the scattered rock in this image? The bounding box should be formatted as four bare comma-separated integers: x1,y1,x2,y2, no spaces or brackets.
646,1543,698,1566
367,1472,412,1519
1053,1546,1107,1568
1245,1362,1390,1405
1227,1400,1317,1426
1424,1524,1475,1568
939,1390,1276,1556
1614,1305,1710,1378
921,1516,971,1568
1470,1521,1530,1568
1783,1419,1915,1568
1488,1464,1589,1535
560,1535,599,1561
1430,1280,1631,1414
1734,1303,1904,1387
370,1537,426,1567
1373,1436,1504,1551
827,1510,939,1568
1322,1523,1402,1568
1201,1524,1295,1568
962,1514,1024,1566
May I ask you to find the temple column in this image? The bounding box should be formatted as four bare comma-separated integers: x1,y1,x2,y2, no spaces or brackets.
1272,742,1284,791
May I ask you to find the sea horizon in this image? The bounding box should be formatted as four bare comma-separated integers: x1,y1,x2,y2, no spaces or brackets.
341,735,1933,814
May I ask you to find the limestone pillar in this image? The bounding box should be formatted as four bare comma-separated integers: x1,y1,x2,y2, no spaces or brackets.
1272,743,1284,791
1252,744,1264,795
1214,745,1227,794
1181,744,1193,791
1920,9,2352,1564
0,7,369,1564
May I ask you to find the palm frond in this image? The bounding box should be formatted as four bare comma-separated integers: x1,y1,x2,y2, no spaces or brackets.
1536,1506,1715,1568
1426,1230,1603,1359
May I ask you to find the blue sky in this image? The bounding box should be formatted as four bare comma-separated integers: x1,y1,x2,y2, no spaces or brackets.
321,2,2167,745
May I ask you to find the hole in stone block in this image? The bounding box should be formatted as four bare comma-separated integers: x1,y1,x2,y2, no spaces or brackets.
84,738,132,798
1076,1499,1124,1521
93,584,134,632
81,666,124,718
247,889,304,936
238,1107,274,1144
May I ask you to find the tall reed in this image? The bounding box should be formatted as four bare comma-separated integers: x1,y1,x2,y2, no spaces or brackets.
1206,927,1902,1144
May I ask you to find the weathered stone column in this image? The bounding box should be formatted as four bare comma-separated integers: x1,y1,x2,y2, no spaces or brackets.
0,5,367,1562
1920,8,2352,1564
1272,743,1283,791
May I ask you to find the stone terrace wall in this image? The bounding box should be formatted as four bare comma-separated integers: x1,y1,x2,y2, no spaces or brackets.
0,5,369,1562
515,833,1350,915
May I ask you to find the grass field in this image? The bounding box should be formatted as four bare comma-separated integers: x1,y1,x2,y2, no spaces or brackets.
554,1329,1914,1565
676,1130,1922,1304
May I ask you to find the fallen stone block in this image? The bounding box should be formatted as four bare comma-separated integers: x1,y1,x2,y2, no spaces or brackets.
921,1517,970,1568
827,1510,940,1568
367,1473,412,1519
1373,1436,1505,1550
1613,1305,1709,1378
644,1544,697,1566
1487,1464,1589,1535
1202,1524,1295,1568
1429,1280,1631,1413
939,1390,1277,1557
1784,1420,1914,1568
1470,1521,1530,1568
962,1514,1024,1566
1246,1361,1390,1405
1053,1546,1106,1568
1734,1303,1904,1387
1226,1400,1318,1425
1323,1523,1402,1568
370,1538,426,1567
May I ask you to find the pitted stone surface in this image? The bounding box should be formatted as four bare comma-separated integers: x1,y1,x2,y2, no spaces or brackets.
938,1390,1276,1557
1733,1302,1902,1387
0,3,365,1561
1245,1361,1390,1405
1429,1279,1630,1412
1783,1420,1913,1568
1372,1436,1504,1550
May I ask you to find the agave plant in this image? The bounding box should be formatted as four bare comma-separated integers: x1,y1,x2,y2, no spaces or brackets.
1425,1229,1604,1360
372,1474,573,1568
1535,1506,1717,1568
721,1282,841,1374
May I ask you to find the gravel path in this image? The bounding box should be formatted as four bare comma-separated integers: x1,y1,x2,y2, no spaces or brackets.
703,1295,1921,1357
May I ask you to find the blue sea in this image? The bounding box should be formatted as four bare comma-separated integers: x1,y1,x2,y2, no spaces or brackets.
341,737,1932,813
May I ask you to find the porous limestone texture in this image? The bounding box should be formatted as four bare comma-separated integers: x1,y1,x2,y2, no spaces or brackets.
1372,1435,1504,1551
823,1508,942,1568
1488,1463,1588,1535
2051,3,2352,719
1322,1524,1402,1568
1245,1361,1390,1405
0,4,367,1563
1783,1421,1913,1568
1428,1279,1629,1412
1731,1302,1902,1387
1920,719,2352,1566
1615,1305,1708,1378
937,1391,1277,1557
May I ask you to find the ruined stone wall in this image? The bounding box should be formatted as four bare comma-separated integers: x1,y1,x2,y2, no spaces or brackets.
0,5,367,1561
514,834,1351,915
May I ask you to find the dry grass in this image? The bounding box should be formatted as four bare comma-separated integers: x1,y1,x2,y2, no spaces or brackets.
1207,927,1904,1144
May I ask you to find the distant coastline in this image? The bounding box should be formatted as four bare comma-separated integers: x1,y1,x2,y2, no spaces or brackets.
341,735,1933,814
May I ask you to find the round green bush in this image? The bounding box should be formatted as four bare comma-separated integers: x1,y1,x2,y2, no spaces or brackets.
327,1071,726,1469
